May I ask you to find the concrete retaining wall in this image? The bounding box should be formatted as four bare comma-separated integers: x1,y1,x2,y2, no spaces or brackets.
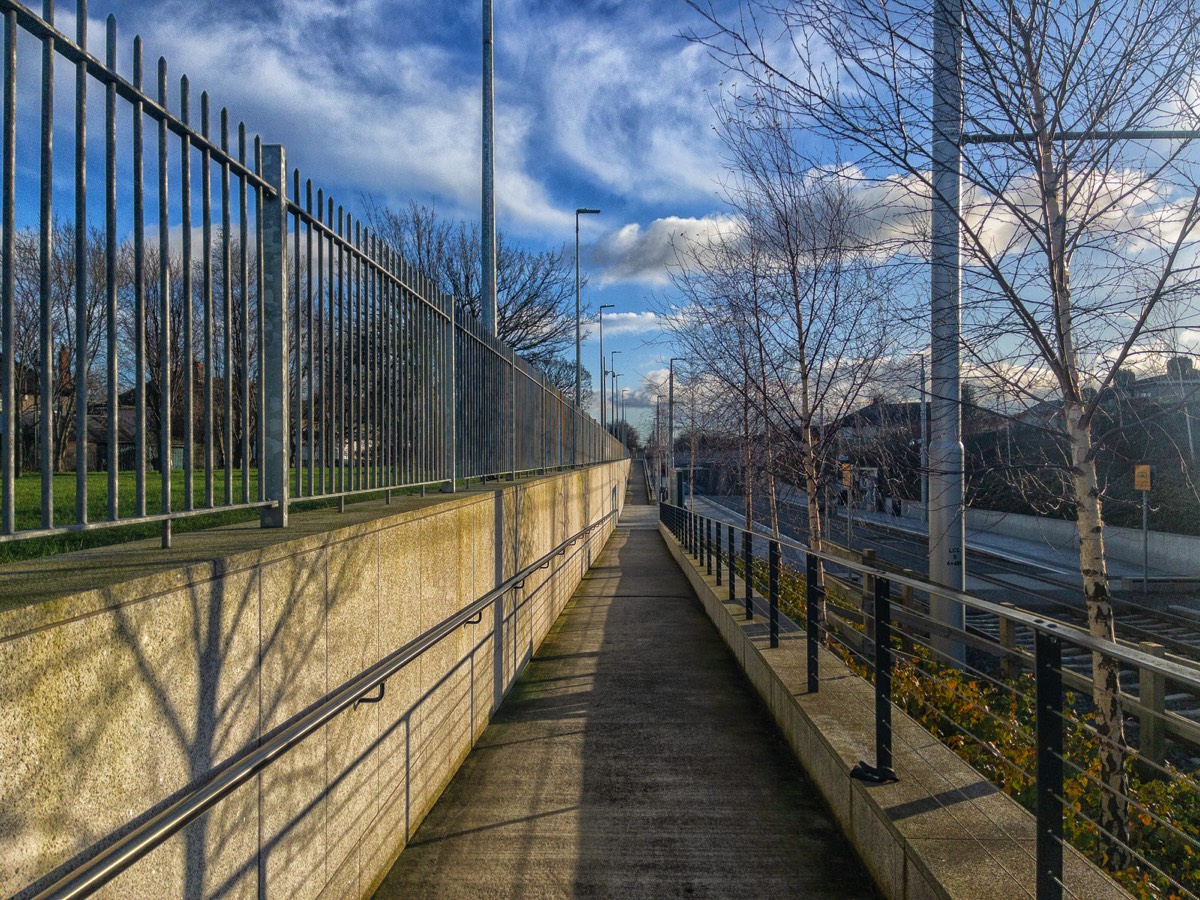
660,522,1127,899
896,501,1200,576
0,460,628,899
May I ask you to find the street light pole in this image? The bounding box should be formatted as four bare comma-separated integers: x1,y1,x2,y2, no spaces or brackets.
621,388,629,450
610,351,621,437
669,357,683,504
599,303,614,432
575,208,600,408
481,0,496,336
929,0,966,662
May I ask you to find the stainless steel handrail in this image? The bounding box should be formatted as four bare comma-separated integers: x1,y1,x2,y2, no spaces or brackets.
31,508,618,900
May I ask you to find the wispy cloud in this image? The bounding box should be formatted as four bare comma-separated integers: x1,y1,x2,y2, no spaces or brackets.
589,215,742,285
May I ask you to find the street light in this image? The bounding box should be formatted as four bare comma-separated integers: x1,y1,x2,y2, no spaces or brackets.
610,351,621,436
669,357,684,504
598,303,615,431
575,208,600,408
621,388,629,450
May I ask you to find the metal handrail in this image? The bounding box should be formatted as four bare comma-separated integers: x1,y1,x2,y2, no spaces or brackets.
30,508,618,900
659,501,1200,694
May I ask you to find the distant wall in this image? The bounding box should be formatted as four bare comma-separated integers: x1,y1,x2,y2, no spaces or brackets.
0,460,629,899
898,500,1200,576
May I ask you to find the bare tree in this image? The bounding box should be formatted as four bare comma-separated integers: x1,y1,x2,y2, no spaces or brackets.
686,0,1200,860
363,200,582,393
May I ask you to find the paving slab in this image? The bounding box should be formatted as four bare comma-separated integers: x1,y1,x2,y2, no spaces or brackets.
372,466,877,899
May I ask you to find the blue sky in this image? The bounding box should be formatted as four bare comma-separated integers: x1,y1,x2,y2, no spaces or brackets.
75,0,738,437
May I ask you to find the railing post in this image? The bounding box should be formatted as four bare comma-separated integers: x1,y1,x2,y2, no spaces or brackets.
899,570,917,658
1138,641,1166,768
862,547,876,650
728,524,735,603
999,602,1018,681
706,517,713,575
806,551,821,693
1035,629,1064,900
768,538,780,648
260,144,289,528
743,530,752,620
874,576,893,774
715,521,722,585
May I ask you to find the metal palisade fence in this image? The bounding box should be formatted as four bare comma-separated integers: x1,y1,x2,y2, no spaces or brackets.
0,0,624,547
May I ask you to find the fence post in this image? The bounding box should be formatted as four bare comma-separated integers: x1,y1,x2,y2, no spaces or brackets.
715,521,722,585
706,517,713,575
999,603,1018,681
260,144,289,528
874,576,893,774
743,530,752,620
806,552,822,693
768,538,780,648
899,570,916,657
1035,629,1064,900
728,525,735,603
851,575,897,784
862,547,876,650
1139,641,1166,768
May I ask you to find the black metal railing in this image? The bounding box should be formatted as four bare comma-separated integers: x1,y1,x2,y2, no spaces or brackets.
661,499,1200,900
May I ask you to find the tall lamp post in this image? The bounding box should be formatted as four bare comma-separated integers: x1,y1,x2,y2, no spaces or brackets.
598,303,614,431
610,351,621,436
481,0,496,335
669,357,684,504
575,208,600,407
621,388,629,450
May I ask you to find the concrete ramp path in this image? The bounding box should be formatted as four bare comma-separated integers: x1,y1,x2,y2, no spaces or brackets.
373,465,877,898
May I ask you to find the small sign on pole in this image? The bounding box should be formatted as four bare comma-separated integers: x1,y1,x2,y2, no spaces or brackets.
1135,464,1152,492
1136,464,1152,596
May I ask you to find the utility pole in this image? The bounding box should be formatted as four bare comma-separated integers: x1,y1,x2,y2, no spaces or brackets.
481,0,496,336
929,0,967,662
669,357,684,505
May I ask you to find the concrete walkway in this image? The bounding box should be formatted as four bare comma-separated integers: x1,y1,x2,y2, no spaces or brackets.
372,470,876,898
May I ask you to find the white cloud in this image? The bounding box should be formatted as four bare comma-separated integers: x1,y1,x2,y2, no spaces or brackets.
589,215,742,285
602,311,664,337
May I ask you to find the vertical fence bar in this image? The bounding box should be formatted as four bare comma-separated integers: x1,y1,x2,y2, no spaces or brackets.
1035,629,1064,900
157,57,171,546
132,36,146,517
1,9,14,536
255,140,265,501
874,576,893,775
238,124,249,505
260,145,288,527
220,109,232,505
743,530,752,620
180,76,193,513
806,553,822,692
706,517,713,575
73,0,88,526
38,0,53,528
728,524,735,603
201,93,213,507
715,521,722,585
768,538,780,648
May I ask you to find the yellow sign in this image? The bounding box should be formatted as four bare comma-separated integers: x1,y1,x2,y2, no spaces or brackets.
1135,464,1152,492
841,463,852,489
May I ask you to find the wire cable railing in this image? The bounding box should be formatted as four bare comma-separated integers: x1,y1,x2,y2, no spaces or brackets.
662,499,1200,900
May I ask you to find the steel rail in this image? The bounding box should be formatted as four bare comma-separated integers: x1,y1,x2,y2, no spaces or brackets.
31,507,617,900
